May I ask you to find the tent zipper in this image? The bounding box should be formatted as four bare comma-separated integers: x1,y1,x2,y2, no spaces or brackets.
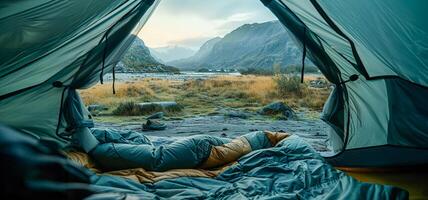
52,81,70,140
300,28,307,83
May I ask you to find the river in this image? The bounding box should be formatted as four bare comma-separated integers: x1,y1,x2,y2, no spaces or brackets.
103,71,242,82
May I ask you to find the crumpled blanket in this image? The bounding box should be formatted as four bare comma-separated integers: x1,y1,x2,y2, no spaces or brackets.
67,131,407,200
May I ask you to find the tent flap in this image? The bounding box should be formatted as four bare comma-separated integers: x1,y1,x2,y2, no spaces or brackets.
0,0,158,146
263,0,428,167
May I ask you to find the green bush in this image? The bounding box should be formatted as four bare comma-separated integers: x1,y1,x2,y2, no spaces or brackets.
112,101,182,116
274,75,307,97
112,101,143,116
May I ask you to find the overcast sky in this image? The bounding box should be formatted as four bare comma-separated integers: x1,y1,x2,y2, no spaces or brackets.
138,0,277,50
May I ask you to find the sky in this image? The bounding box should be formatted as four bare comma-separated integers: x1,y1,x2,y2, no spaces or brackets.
138,0,277,50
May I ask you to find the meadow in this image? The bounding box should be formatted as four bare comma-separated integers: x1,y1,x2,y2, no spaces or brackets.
79,75,331,120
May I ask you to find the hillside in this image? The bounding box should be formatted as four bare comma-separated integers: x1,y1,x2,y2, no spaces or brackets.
118,37,179,73
169,21,314,73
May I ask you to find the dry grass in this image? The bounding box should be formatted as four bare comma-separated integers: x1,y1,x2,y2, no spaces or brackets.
273,75,330,109
183,75,276,104
79,78,179,106
79,75,330,117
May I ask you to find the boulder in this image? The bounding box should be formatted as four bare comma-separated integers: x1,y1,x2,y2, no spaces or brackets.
224,110,249,119
147,112,165,120
258,101,295,119
137,101,183,114
87,104,108,116
142,119,167,131
309,79,330,88
87,104,108,112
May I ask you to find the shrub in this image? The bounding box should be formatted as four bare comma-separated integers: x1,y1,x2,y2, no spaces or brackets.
112,101,183,116
274,75,307,97
112,101,143,116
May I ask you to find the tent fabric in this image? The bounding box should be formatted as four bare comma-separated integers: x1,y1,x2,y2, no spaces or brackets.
0,124,408,199
318,0,428,85
0,0,427,170
0,0,159,147
262,0,428,167
0,125,94,199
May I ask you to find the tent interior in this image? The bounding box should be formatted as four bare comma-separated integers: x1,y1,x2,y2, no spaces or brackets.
1,0,427,199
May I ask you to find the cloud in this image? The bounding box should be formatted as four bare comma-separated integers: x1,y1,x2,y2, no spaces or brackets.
155,0,269,20
139,0,276,49
167,36,214,50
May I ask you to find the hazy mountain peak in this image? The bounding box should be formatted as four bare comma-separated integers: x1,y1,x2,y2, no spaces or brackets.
150,45,196,63
169,20,304,72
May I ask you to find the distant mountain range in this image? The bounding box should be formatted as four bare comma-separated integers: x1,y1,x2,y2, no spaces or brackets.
149,46,195,63
119,21,316,74
118,37,179,73
169,21,313,73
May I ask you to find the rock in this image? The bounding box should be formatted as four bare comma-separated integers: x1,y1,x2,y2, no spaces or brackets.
138,101,183,114
207,111,220,116
87,104,108,112
258,101,296,119
147,112,165,120
87,104,108,116
309,78,331,89
276,116,288,121
224,110,249,119
142,119,167,131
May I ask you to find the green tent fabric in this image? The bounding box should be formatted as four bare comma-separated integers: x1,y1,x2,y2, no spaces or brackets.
262,0,428,167
0,0,159,147
0,0,427,170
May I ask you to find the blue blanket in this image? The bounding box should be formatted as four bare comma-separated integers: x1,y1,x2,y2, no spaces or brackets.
88,135,408,199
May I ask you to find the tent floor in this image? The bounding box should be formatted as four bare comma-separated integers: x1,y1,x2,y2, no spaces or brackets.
338,167,428,200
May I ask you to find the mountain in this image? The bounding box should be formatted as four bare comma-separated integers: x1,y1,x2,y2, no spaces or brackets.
170,37,221,68
150,46,196,63
118,37,179,73
169,21,310,73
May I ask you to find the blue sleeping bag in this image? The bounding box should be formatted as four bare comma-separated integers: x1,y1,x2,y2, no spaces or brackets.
85,132,408,199
88,128,276,171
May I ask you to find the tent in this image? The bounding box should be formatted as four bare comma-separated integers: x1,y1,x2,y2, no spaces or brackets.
262,0,428,167
1,0,427,168
0,0,427,198
0,0,158,145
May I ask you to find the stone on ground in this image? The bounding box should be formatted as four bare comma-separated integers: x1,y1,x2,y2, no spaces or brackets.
87,104,108,112
258,101,296,119
142,119,167,131
147,112,165,120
